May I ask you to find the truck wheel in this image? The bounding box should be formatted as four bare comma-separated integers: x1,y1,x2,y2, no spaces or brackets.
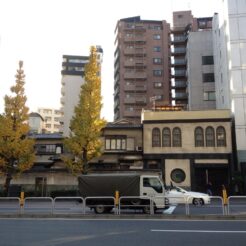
94,205,105,214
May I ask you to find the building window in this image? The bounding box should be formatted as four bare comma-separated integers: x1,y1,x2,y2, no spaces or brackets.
217,126,226,147
105,137,126,150
171,169,186,183
152,128,161,147
172,127,182,147
205,127,215,147
35,144,57,154
154,82,163,88
204,91,216,101
153,58,162,64
203,73,215,82
153,34,161,40
153,70,163,76
202,56,214,65
153,46,161,52
194,127,204,147
162,128,171,147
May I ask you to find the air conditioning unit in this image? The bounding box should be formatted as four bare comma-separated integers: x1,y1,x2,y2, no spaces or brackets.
136,146,142,151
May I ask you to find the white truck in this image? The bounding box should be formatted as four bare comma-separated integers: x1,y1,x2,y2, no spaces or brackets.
78,173,168,214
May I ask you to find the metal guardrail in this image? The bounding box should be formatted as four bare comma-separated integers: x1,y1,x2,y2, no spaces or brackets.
0,195,245,216
0,197,21,214
85,196,116,214
53,197,85,214
227,196,246,215
24,197,54,214
118,196,152,215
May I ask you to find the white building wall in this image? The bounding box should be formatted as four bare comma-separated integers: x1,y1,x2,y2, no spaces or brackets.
213,0,246,163
187,30,216,110
61,75,85,137
38,108,62,133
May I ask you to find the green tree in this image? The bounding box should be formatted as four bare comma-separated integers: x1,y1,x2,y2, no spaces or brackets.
0,61,35,196
64,46,106,174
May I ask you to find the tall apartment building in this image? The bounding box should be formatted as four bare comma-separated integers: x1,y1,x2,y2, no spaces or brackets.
213,0,246,170
171,11,213,108
60,47,103,137
38,108,62,133
114,13,213,123
114,16,171,123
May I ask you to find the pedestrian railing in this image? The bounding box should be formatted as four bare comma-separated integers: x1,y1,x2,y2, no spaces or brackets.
85,196,116,214
24,197,54,214
118,196,152,215
227,196,246,215
0,197,21,214
0,195,245,216
53,197,85,214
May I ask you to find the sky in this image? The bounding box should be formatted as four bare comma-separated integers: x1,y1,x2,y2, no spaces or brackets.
0,0,220,122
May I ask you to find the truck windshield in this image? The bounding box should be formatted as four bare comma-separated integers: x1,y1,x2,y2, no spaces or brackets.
143,178,163,193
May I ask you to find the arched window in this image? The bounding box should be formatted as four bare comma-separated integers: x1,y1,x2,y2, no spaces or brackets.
152,128,161,147
162,127,171,147
172,127,182,147
194,127,204,147
205,126,215,147
217,126,226,147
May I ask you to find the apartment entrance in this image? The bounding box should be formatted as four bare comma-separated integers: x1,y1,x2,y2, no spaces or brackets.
194,166,229,196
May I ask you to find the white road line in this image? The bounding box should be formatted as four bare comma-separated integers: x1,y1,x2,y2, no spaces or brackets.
151,229,246,233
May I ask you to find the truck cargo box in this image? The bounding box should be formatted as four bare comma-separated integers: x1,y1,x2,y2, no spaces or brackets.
78,173,140,198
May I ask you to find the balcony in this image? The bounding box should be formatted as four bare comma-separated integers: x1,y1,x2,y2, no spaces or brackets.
171,81,187,88
171,70,186,77
60,97,65,105
171,47,186,55
124,97,147,104
170,36,187,44
124,72,147,79
124,36,146,43
173,92,188,99
171,59,186,66
124,60,147,67
61,87,65,96
124,85,147,92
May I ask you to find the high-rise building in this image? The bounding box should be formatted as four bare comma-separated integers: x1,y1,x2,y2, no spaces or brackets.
60,47,103,137
114,13,213,123
38,108,62,133
213,0,246,169
171,11,213,108
114,16,171,123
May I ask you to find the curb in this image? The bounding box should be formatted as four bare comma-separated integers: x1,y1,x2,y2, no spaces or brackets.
0,213,246,220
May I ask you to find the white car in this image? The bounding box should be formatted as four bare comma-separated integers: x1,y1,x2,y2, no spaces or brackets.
166,186,211,206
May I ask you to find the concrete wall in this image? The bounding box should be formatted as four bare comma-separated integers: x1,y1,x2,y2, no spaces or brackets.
187,30,216,110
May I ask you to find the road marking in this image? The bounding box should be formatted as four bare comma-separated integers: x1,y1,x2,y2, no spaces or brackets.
163,206,176,214
151,229,246,233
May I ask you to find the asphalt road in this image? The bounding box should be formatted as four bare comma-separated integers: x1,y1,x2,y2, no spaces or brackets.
0,219,246,246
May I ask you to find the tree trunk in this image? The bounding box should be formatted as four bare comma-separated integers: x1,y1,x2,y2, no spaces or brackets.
82,148,88,174
4,173,12,197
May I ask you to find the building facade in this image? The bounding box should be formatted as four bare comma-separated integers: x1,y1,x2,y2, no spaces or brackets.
114,16,171,123
213,0,246,172
171,11,213,109
142,109,233,195
187,30,216,110
60,47,103,137
38,108,62,133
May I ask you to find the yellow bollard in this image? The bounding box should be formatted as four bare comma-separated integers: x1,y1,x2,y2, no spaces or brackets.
222,185,228,205
115,190,119,206
20,191,25,207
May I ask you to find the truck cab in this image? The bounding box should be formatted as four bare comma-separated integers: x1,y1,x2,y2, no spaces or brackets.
140,175,167,211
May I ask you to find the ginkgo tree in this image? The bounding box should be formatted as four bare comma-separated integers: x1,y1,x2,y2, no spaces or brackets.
63,46,106,174
0,61,35,196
